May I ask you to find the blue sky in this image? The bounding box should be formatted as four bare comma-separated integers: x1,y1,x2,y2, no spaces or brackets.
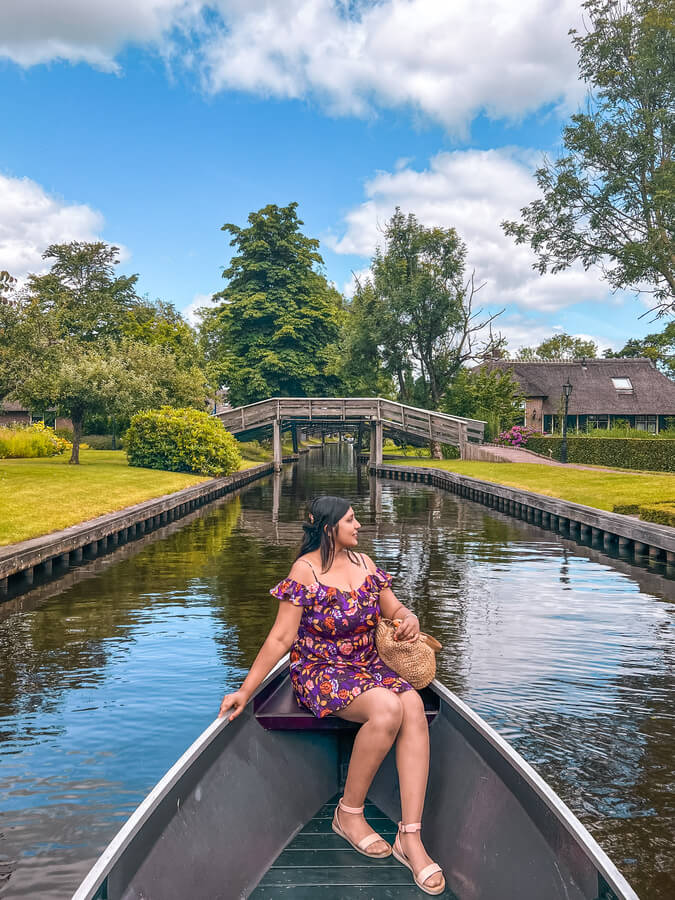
0,1,658,354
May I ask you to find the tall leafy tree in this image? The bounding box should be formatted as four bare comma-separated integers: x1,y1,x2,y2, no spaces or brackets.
503,0,674,315
339,279,396,397
27,242,139,342
201,203,344,405
0,243,206,463
123,298,202,368
367,208,502,407
604,318,675,376
519,332,598,360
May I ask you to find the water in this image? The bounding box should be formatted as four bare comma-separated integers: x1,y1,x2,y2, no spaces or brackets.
0,445,673,898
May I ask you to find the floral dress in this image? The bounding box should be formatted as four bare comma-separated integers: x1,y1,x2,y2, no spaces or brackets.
270,566,414,718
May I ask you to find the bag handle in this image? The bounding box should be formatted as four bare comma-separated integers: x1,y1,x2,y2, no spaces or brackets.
382,618,443,653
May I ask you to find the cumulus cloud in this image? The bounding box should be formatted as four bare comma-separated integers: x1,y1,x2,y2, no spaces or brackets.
495,313,617,356
203,0,584,132
0,1,204,70
181,291,219,326
0,0,585,131
328,147,613,314
0,173,111,281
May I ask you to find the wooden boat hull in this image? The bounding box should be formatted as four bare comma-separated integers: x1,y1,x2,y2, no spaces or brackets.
73,659,637,900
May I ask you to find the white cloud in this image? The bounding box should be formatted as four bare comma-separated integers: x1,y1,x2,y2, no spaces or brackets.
203,0,585,132
0,1,203,70
181,291,219,325
0,1,585,131
328,147,613,314
495,312,617,356
0,173,110,281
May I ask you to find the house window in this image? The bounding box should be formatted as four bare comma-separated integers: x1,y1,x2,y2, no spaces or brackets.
587,415,609,430
611,377,633,393
635,415,657,433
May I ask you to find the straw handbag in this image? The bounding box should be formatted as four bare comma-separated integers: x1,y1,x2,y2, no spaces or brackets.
375,619,442,689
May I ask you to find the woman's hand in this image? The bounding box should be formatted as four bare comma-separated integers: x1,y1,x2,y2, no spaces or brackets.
394,613,420,642
218,688,250,721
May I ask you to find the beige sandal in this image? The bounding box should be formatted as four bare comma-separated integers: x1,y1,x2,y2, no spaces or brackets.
392,821,445,895
331,797,392,858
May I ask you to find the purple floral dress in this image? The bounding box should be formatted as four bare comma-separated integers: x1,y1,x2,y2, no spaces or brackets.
270,566,414,718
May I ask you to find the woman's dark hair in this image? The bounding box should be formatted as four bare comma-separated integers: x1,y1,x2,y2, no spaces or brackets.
296,496,359,573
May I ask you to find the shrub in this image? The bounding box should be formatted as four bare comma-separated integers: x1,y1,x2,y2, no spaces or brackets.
125,407,242,476
495,425,538,447
526,435,675,472
638,502,675,527
0,422,72,458
82,434,125,451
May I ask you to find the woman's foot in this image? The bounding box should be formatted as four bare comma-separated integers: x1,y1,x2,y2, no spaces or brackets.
334,801,390,856
398,830,445,892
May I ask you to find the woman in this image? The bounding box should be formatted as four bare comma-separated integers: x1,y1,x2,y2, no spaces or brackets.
218,495,445,895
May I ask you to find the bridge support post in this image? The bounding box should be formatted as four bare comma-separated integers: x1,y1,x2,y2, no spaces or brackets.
273,418,282,472
370,420,383,465
291,425,299,454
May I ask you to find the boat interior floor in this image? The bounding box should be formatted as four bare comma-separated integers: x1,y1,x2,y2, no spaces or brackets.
250,793,456,899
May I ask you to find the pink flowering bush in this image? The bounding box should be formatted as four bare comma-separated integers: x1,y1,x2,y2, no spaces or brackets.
495,425,538,447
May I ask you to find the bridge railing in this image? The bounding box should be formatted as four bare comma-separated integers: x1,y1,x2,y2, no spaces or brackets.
216,397,485,445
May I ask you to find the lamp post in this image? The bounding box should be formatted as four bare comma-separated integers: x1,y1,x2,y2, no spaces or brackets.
561,379,573,463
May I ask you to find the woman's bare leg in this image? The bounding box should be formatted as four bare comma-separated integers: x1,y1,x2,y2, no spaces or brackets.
332,687,403,854
395,690,444,890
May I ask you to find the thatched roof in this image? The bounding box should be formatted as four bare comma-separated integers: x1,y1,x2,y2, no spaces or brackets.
0,399,28,413
483,358,675,415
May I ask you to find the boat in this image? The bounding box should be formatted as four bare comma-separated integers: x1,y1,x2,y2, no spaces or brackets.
73,658,638,900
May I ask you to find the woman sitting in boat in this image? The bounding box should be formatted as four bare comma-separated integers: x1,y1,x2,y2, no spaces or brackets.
218,495,445,895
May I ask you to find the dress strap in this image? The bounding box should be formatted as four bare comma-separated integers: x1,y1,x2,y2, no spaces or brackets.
301,558,319,581
359,552,368,570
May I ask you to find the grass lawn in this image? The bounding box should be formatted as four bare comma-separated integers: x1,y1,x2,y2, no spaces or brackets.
392,458,675,514
0,450,266,546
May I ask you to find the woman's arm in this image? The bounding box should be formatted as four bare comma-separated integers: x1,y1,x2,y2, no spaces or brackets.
218,562,312,720
361,553,420,642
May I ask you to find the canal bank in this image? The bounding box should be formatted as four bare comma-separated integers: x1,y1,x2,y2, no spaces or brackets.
0,456,304,602
372,463,675,574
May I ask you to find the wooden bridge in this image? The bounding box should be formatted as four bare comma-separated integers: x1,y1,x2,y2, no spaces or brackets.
216,397,485,470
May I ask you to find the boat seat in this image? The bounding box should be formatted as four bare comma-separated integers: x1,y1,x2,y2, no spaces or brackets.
254,676,440,731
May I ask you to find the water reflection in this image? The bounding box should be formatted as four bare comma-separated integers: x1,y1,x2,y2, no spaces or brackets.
0,444,673,898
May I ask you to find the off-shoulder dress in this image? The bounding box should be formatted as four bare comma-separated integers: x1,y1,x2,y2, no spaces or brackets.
270,561,414,718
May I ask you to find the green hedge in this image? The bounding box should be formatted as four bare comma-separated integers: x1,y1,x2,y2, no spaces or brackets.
126,407,242,476
526,436,675,472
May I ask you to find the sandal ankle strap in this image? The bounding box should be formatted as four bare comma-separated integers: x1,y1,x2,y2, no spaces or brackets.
398,821,422,833
339,797,365,814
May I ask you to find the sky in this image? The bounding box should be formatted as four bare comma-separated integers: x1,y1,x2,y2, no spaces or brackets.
0,0,658,355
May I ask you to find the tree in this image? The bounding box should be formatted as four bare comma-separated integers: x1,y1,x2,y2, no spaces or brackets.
443,367,524,440
27,242,140,341
519,332,598,360
339,279,396,397
604,318,675,376
0,271,16,305
502,0,674,315
123,298,202,368
200,203,344,406
0,242,207,463
13,339,206,464
367,208,503,407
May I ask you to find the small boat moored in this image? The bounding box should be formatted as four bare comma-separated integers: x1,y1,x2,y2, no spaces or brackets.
73,658,638,900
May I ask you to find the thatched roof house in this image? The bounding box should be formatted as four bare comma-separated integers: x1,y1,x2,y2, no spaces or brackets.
484,358,675,434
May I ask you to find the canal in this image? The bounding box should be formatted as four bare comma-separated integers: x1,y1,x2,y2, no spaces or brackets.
0,445,673,899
